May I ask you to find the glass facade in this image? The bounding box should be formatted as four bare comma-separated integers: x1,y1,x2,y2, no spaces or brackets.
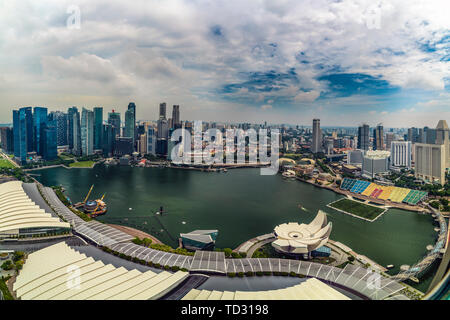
147,127,156,155
93,107,103,150
102,123,114,157
42,121,57,160
107,111,121,147
13,107,33,164
48,111,68,146
33,107,48,155
124,108,135,143
81,108,94,156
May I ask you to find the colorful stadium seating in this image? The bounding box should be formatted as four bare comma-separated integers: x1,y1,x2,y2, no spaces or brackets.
350,180,371,194
340,179,427,205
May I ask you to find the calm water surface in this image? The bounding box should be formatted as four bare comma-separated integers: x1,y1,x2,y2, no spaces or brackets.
34,165,439,291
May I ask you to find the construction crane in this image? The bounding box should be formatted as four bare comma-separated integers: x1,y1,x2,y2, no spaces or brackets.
83,185,94,204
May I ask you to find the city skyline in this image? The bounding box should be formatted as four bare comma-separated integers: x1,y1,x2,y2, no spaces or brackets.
0,1,449,127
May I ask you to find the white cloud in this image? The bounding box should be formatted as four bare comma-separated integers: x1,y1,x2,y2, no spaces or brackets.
0,0,448,125
294,90,320,102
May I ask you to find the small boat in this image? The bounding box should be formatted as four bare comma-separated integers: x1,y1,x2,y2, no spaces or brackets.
410,276,419,283
386,264,394,269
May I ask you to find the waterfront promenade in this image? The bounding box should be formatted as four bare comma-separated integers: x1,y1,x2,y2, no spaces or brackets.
106,224,163,245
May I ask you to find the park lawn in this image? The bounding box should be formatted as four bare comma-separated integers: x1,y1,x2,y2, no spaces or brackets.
329,198,385,220
58,154,74,161
69,160,95,168
0,159,15,169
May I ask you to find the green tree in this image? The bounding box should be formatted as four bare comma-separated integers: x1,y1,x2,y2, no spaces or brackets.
223,248,233,258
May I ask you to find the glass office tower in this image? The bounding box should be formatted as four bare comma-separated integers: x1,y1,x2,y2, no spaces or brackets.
33,107,48,155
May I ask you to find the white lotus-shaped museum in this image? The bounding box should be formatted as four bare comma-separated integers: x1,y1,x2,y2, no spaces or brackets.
272,210,332,255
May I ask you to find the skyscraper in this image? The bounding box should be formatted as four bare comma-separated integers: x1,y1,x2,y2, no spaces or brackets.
373,124,384,150
48,111,68,146
68,107,81,156
138,133,147,155
124,108,135,147
385,132,395,150
33,107,48,155
159,102,166,120
415,143,446,185
311,118,322,153
128,102,137,141
407,127,419,143
435,119,450,167
0,127,14,153
93,107,103,150
102,123,114,157
13,107,33,164
172,105,180,129
147,127,156,155
81,108,94,156
107,110,121,141
156,118,169,155
357,124,370,151
42,121,57,160
425,128,437,144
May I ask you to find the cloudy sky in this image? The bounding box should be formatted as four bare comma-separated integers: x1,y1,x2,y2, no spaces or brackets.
0,0,449,127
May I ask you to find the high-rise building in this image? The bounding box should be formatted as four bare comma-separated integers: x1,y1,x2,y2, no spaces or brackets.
324,137,334,155
357,124,370,151
33,107,48,155
172,105,180,129
362,150,391,179
435,120,450,168
101,123,114,157
156,119,168,155
107,110,121,142
42,121,57,160
93,107,103,150
137,123,146,136
68,107,81,156
124,108,135,146
48,111,68,147
390,141,412,168
126,102,136,145
81,108,94,156
425,128,437,144
0,127,14,153
311,119,322,153
385,132,395,150
407,127,419,143
13,107,33,164
418,128,427,143
138,133,147,155
114,137,133,157
159,102,166,120
373,124,384,150
415,143,446,185
147,127,156,155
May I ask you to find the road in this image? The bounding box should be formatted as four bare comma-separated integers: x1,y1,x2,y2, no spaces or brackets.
0,150,19,168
